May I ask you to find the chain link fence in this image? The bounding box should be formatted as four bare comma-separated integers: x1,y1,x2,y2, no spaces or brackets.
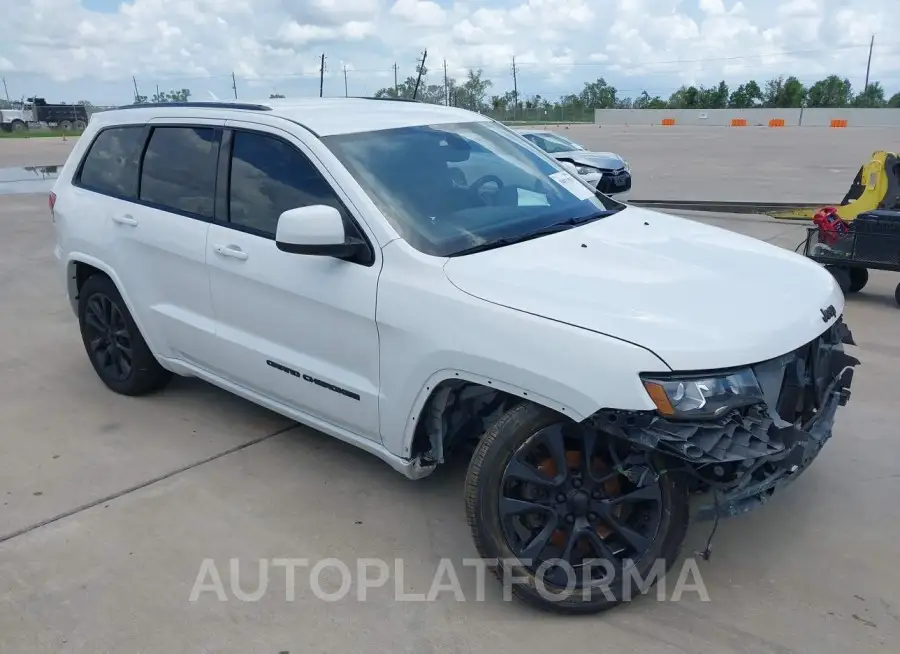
483,106,595,124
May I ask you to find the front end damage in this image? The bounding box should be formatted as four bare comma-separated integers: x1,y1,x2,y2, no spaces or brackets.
586,318,859,521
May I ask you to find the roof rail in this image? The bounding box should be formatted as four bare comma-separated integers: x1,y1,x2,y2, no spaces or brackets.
113,101,273,111
351,96,422,103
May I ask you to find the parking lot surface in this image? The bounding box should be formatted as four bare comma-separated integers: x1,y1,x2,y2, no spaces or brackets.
1,135,899,653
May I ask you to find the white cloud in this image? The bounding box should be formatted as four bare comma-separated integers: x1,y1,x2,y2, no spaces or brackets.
0,0,897,104
390,0,447,27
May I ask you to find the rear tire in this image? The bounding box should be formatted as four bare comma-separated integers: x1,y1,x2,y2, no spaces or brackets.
848,268,868,293
77,274,172,396
59,120,73,131
74,119,86,131
894,282,900,307
465,402,689,614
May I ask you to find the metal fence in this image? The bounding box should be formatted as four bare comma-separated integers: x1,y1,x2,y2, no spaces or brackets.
483,106,595,124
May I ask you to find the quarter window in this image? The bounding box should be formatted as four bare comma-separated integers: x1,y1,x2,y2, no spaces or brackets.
228,130,344,236
139,126,219,218
78,126,144,198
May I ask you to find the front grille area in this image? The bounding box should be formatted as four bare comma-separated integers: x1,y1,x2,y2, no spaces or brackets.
590,319,858,466
597,171,631,193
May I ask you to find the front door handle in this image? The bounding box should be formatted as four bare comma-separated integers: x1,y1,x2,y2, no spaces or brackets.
213,244,249,261
112,214,138,226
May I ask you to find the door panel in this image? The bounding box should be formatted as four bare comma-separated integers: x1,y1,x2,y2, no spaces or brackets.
206,125,382,440
108,122,221,366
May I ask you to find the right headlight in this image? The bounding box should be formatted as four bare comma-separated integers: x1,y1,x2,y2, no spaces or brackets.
640,368,764,420
575,165,599,175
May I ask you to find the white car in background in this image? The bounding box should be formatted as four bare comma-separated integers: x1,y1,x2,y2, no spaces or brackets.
515,128,632,194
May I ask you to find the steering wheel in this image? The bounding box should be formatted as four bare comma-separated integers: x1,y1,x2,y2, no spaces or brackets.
470,174,504,203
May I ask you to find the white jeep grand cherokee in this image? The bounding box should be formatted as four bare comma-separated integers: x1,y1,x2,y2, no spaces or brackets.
51,98,858,613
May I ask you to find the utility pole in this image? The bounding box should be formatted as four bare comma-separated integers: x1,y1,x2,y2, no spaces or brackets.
232,72,238,99
319,53,326,98
393,62,398,97
443,59,449,105
132,76,140,102
343,65,348,97
412,49,427,100
1,77,9,104
863,34,875,101
511,56,518,120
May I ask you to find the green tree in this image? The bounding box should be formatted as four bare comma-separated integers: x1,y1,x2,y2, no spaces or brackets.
728,80,762,108
889,92,900,108
579,78,617,108
807,75,852,107
150,88,191,103
853,81,886,107
763,76,806,107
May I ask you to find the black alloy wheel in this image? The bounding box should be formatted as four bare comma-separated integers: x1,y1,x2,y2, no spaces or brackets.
498,423,664,589
77,274,172,395
466,403,689,614
83,292,134,382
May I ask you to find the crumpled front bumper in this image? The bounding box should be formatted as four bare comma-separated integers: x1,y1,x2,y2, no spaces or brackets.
588,318,859,521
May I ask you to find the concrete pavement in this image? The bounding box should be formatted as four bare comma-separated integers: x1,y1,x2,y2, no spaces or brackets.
1,140,899,653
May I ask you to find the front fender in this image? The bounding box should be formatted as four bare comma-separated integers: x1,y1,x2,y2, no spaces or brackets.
375,245,671,458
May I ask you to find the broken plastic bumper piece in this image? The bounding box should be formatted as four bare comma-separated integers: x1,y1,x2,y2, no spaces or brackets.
588,318,859,520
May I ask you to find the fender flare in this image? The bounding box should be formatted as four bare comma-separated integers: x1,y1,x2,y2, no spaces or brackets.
400,368,590,458
65,253,163,357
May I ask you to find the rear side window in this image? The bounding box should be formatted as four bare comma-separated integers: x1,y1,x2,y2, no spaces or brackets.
78,127,144,198
228,130,346,236
139,126,219,218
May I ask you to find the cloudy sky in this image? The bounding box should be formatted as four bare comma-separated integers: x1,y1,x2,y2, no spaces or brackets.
1,0,898,105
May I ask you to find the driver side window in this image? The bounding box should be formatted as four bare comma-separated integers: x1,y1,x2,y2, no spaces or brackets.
228,130,346,237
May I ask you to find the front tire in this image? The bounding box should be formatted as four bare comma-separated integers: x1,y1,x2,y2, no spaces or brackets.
465,403,689,614
77,274,172,396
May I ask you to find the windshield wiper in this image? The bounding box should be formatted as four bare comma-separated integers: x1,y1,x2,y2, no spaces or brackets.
447,209,622,257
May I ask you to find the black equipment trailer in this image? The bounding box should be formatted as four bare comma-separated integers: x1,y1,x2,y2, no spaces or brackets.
802,210,900,307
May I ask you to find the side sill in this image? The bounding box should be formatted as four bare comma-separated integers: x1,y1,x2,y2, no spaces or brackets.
159,356,438,481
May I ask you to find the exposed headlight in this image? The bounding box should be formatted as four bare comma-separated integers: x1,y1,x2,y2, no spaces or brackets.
576,165,598,175
640,368,763,420
622,161,630,172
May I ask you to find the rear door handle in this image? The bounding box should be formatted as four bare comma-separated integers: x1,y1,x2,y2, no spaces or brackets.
213,244,249,261
112,214,138,226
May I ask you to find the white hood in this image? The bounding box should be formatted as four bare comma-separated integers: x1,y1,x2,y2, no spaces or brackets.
442,207,844,371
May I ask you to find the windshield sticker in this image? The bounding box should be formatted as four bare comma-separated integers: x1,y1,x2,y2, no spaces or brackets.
549,171,595,201
517,188,550,206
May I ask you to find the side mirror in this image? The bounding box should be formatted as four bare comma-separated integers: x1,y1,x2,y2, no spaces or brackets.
275,205,367,260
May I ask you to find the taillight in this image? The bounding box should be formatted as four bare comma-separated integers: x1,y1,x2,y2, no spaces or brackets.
49,191,56,221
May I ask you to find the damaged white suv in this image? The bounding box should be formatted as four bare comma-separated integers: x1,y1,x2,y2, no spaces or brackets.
51,98,858,614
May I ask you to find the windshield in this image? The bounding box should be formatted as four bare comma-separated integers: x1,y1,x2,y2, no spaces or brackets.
523,132,585,154
323,121,623,257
